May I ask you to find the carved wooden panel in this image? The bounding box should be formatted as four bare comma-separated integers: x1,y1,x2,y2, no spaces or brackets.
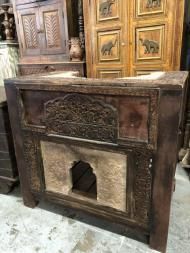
98,30,120,62
23,132,41,192
136,25,164,61
84,0,184,77
97,69,122,78
136,0,165,17
16,7,40,56
44,94,118,143
22,14,39,49
40,3,67,55
97,0,120,22
43,10,61,49
84,0,128,78
133,150,152,225
13,0,72,60
19,89,158,147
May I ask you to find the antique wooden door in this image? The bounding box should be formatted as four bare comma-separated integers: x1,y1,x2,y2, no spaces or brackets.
84,0,185,78
84,0,129,78
129,0,184,76
16,6,41,57
39,2,69,57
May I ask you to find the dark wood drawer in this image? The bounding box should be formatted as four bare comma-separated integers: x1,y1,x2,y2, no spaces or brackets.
19,62,86,77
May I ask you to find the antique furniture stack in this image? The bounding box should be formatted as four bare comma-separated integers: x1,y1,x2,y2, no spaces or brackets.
12,0,85,76
0,87,18,193
83,0,185,78
5,71,189,253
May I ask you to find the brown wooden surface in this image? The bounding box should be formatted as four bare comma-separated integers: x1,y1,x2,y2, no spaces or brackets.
5,72,188,252
83,0,185,78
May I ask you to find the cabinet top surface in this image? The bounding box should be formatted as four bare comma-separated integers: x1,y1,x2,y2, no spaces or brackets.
5,71,188,90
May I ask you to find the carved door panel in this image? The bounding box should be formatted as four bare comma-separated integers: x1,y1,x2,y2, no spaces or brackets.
39,3,69,57
17,7,40,56
84,0,129,78
84,0,184,77
129,0,184,75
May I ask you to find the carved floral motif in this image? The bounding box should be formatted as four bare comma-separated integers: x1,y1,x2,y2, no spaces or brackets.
44,11,61,48
45,94,118,142
22,15,38,49
23,133,41,192
133,150,153,226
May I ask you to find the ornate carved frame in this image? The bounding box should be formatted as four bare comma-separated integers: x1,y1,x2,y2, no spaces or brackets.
15,85,159,230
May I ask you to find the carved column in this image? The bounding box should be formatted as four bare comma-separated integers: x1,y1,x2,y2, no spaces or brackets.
78,0,85,50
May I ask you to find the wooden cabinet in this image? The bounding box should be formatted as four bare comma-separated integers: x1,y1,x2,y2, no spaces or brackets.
5,72,188,253
16,6,40,57
16,1,68,58
13,0,85,76
84,0,185,78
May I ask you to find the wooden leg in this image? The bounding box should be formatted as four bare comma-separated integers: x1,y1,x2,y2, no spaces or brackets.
150,230,168,253
23,193,38,208
149,90,182,253
5,85,39,209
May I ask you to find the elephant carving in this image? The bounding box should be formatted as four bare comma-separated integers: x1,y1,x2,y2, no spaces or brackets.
146,0,161,8
139,38,159,54
99,0,115,17
101,39,117,56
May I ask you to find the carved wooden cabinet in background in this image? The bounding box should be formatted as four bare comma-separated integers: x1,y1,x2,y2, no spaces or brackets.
5,72,189,253
13,0,85,76
84,0,185,78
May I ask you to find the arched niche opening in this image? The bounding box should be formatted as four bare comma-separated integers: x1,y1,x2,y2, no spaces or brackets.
71,161,97,199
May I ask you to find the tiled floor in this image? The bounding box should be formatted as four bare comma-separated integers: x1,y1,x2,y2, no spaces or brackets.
0,166,189,253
